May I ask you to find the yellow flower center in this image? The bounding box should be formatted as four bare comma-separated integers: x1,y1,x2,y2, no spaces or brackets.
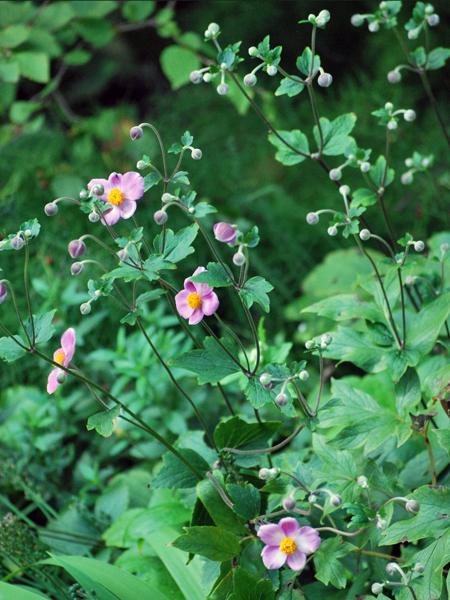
187,292,202,309
107,187,125,206
279,537,297,555
54,350,65,365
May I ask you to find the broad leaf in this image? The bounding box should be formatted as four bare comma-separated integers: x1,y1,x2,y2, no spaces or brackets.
172,336,241,384
152,449,209,489
87,405,121,437
239,276,273,312
172,526,241,561
268,129,309,165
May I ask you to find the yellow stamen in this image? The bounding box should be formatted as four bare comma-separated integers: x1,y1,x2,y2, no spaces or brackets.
279,537,297,555
107,187,125,206
54,349,65,365
187,292,202,310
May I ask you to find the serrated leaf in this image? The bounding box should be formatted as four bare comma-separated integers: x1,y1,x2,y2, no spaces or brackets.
268,129,309,165
190,262,232,288
313,538,354,589
152,449,209,489
239,276,273,312
172,526,240,561
275,77,304,97
87,406,120,437
172,336,241,384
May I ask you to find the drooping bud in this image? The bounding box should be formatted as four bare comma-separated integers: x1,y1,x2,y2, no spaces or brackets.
359,228,371,241
203,72,213,83
327,225,338,237
213,222,238,244
357,475,368,488
282,496,297,511
387,69,402,83
414,563,425,573
68,239,86,259
232,251,246,266
259,372,272,386
329,168,342,181
91,183,104,196
360,161,371,172
269,467,280,478
299,370,309,381
368,21,380,32
401,172,413,185
305,340,314,350
217,83,229,95
308,493,317,503
386,562,398,576
385,101,394,111
244,73,257,87
275,392,288,407
413,240,425,252
79,189,89,200
248,46,259,57
321,333,332,345
266,65,277,76
387,119,398,130
130,125,144,141
259,467,270,480
44,202,58,217
161,192,174,203
404,109,416,122
405,498,420,513
306,212,319,225
330,494,342,507
11,236,24,250
154,209,168,225
318,72,333,87
0,282,7,304
376,513,387,529
136,160,147,170
371,583,384,594
205,22,220,38
189,70,203,84
88,211,100,223
316,9,331,27
426,13,439,26
191,148,202,160
351,14,364,27
80,302,91,315
71,262,84,276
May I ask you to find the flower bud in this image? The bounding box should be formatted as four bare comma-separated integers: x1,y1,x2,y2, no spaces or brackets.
217,83,229,95
351,14,364,27
154,209,168,225
387,119,398,130
130,125,144,141
203,72,213,82
408,28,420,40
80,302,91,315
136,160,147,170
117,248,128,262
308,493,317,503
401,172,413,185
266,64,277,76
404,109,416,122
421,157,431,167
11,236,24,250
259,467,270,480
68,239,86,259
440,243,449,253
88,211,100,223
386,562,398,576
206,22,220,36
376,514,387,530
213,222,237,244
318,72,333,87
248,46,259,57
232,251,246,266
71,262,84,276
282,496,296,511
0,282,7,304
425,4,435,15
299,370,309,381
91,183,104,196
371,583,384,594
306,212,319,225
326,225,338,238
405,498,420,513
360,161,371,173
44,202,58,217
191,148,202,160
357,475,368,488
189,70,203,84
161,192,174,203
405,157,414,167
275,392,288,407
244,73,257,87
368,21,380,32
316,9,331,27
259,372,272,386
269,467,280,478
321,333,332,345
329,168,342,181
56,371,66,384
385,102,394,113
387,69,402,83
79,189,89,200
330,494,341,507
359,228,371,241
414,562,425,573
305,340,314,350
426,13,439,26
413,240,425,252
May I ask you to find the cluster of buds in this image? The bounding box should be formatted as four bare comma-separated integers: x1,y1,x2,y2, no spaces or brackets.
373,102,416,131
308,488,342,507
259,366,310,408
307,9,331,29
401,152,433,185
406,3,439,39
351,1,401,33
244,40,281,88
372,560,425,596
212,222,248,266
258,467,280,481
305,333,332,351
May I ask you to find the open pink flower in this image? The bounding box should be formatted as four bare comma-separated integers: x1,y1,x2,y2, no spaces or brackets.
175,267,219,325
257,518,320,571
47,328,76,394
88,172,144,226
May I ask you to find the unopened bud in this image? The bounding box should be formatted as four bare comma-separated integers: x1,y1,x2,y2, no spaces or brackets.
191,148,202,160
306,212,319,225
217,83,229,95
376,514,387,529
136,160,147,170
259,468,270,480
404,109,416,122
275,392,288,407
299,370,309,381
189,70,203,84
386,562,398,576
387,69,401,83
330,494,341,507
91,183,104,196
161,192,174,203
308,494,317,503
318,72,333,87
269,467,280,478
71,262,84,276
440,243,449,253
413,240,425,252
130,125,144,141
56,372,66,384
371,583,384,594
387,119,398,130
351,14,364,27
232,251,246,266
11,236,24,250
405,499,420,513
248,46,259,57
244,73,257,87
282,496,297,511
44,202,58,216
206,22,220,36
305,340,314,350
368,21,380,32
359,228,371,241
203,72,213,83
316,9,331,27
321,333,332,345
117,249,128,262
79,189,89,200
414,562,425,573
357,475,368,488
426,13,439,26
88,211,100,223
329,168,342,181
154,210,168,225
80,302,91,315
401,172,413,185
259,372,272,386
68,239,86,259
360,161,371,172
266,64,277,76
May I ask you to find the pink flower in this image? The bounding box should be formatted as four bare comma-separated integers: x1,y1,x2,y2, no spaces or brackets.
213,222,237,244
257,518,320,571
47,328,76,394
87,172,144,226
175,267,219,325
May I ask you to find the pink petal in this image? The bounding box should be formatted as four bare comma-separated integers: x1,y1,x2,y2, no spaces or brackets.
286,550,306,571
201,292,219,316
186,267,212,296
295,527,321,555
47,368,61,394
188,309,204,325
279,518,300,538
183,279,197,293
175,290,194,319
101,207,121,226
119,199,137,219
61,328,76,364
261,545,286,570
121,172,145,201
257,524,284,546
108,172,122,187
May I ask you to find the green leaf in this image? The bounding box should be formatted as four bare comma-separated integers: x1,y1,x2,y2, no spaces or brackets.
381,486,450,545
395,368,421,415
156,223,199,263
73,20,114,48
370,155,394,188
0,336,26,362
9,100,40,124
302,294,381,322
406,531,450,599
87,405,120,438
226,483,260,520
190,262,233,287
317,326,386,373
122,0,155,21
70,1,117,18
152,449,209,489
197,479,246,534
64,49,91,66
426,47,450,70
0,24,29,48
26,310,56,345
15,51,49,83
296,47,320,77
232,568,275,600
352,187,378,208
172,336,241,384
408,292,450,355
268,129,309,165
34,2,74,30
0,582,48,599
160,45,201,89
313,538,354,589
172,526,241,561
244,377,273,409
313,113,357,156
143,171,162,190
275,77,304,97
0,58,19,82
214,416,281,450
239,276,273,312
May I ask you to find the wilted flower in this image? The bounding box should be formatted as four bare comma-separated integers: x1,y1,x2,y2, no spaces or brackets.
87,172,145,226
175,267,219,325
257,518,320,571
47,328,76,394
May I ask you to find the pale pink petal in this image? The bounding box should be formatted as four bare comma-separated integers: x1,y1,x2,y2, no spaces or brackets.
183,279,197,293
286,550,306,571
279,518,300,538
121,172,145,201
61,328,76,364
188,309,204,325
119,199,137,219
261,545,286,570
201,292,219,316
295,527,321,555
257,524,284,546
101,207,121,226
108,172,122,187
47,368,61,394
87,178,109,200
175,290,194,319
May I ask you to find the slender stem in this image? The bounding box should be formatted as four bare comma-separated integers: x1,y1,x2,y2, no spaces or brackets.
315,526,366,537
292,379,313,417
418,70,450,146
23,240,35,346
221,423,304,455
215,313,251,373
398,269,407,347
206,471,234,509
378,131,396,244
352,548,403,562
140,122,169,179
202,320,249,376
279,469,309,493
312,354,325,415
240,302,260,375
1,280,31,345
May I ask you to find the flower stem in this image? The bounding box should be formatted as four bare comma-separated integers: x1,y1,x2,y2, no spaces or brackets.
23,239,35,347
